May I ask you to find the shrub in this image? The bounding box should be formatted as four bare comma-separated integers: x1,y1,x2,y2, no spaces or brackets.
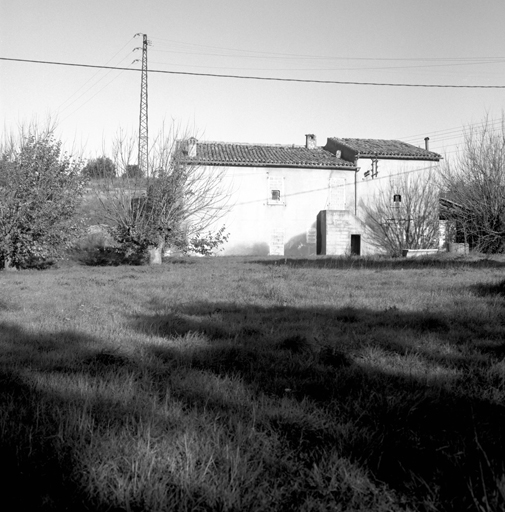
82,156,116,179
93,124,230,264
185,226,229,256
0,134,87,269
124,164,144,179
440,114,505,253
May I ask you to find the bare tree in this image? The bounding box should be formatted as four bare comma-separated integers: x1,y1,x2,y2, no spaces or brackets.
93,123,230,264
362,170,440,257
440,114,505,253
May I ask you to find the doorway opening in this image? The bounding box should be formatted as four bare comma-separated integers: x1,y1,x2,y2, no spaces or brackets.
350,234,361,256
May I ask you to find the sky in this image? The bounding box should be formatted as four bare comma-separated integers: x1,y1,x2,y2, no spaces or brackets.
1,0,504,160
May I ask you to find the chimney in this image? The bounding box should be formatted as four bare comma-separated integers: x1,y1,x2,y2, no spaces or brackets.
424,137,430,151
305,134,317,149
187,137,197,157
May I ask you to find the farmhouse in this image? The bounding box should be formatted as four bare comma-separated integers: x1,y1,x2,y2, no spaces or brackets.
177,135,441,256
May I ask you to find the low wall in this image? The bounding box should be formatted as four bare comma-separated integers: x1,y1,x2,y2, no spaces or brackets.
402,249,439,258
447,242,469,255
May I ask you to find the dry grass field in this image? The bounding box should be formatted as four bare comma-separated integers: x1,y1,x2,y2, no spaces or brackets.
1,255,504,511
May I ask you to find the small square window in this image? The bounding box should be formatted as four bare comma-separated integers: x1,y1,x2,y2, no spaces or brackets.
271,189,281,201
267,175,285,205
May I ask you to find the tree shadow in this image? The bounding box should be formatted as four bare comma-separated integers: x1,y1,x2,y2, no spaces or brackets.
2,279,505,511
0,323,200,511
0,369,93,511
470,278,505,298
252,255,505,270
0,323,108,510
2,321,295,511
128,298,505,511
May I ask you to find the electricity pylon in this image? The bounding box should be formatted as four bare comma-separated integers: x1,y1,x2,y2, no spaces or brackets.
134,33,151,177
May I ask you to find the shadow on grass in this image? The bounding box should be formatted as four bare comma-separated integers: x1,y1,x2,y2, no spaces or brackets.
470,279,505,298
68,246,196,267
68,246,148,267
0,322,219,511
129,299,505,511
0,324,107,511
251,255,505,270
2,284,505,511
0,323,269,511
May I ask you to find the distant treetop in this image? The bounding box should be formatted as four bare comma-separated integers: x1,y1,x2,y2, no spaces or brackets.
82,156,116,179
125,164,144,179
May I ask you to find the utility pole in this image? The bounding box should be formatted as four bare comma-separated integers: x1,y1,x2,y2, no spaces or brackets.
134,33,151,177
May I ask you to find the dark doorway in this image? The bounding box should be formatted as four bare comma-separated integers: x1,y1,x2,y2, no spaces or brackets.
350,234,361,256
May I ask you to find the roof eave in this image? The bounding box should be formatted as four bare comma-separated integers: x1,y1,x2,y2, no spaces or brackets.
180,160,356,170
356,153,441,161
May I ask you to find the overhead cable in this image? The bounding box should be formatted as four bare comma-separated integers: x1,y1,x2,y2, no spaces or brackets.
149,37,505,62
1,57,504,89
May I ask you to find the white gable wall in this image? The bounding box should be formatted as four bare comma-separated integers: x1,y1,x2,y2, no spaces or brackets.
356,159,438,207
195,159,439,257
203,165,357,256
355,159,441,254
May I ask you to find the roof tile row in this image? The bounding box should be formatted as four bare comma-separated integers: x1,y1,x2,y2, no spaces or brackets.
329,137,441,160
179,141,356,169
177,137,441,168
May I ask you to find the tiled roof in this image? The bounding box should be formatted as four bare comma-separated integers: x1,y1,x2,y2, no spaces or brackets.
178,141,356,169
327,138,441,161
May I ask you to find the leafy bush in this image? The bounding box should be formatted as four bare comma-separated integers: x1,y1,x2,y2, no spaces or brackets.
0,134,87,269
70,230,148,266
185,226,229,256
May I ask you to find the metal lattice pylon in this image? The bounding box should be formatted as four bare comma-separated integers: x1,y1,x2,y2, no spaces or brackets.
135,33,151,177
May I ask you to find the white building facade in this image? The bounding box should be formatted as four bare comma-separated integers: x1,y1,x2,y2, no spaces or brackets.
177,135,441,257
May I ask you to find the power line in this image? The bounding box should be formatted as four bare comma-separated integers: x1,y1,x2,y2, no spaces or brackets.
430,125,503,145
57,37,134,113
150,47,505,69
149,59,505,74
400,117,503,141
398,119,504,152
1,56,504,88
361,164,439,185
59,63,134,124
149,37,505,62
58,53,135,122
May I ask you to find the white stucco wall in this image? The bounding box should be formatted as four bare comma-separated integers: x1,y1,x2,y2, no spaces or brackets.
355,159,441,254
201,160,439,257
356,159,439,206
206,165,357,256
